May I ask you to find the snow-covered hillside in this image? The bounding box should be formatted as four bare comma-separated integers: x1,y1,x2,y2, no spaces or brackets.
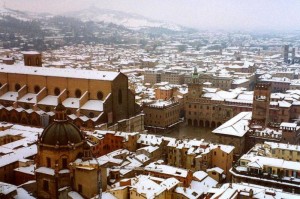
0,7,49,21
0,6,184,32
65,7,183,31
0,7,35,21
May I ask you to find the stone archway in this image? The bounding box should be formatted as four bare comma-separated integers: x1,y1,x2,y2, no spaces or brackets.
205,120,210,128
193,119,198,127
188,119,192,125
199,120,204,127
211,121,216,128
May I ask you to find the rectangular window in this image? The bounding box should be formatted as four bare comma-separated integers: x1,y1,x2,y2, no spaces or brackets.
62,158,68,169
78,184,82,193
43,180,49,191
46,157,51,168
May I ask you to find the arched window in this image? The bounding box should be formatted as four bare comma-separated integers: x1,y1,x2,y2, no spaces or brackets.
118,89,122,104
34,85,40,94
89,112,95,118
97,91,104,100
62,158,68,169
45,106,51,112
75,89,82,98
54,87,60,96
15,83,21,91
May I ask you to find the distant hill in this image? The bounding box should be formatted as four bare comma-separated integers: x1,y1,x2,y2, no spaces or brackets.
0,6,193,51
64,7,184,32
0,7,134,51
0,7,46,21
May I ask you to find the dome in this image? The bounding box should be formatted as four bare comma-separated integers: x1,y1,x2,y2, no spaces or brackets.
40,121,84,146
40,103,84,146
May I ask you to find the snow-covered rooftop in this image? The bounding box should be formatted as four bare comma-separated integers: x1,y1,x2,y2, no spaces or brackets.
212,112,251,137
0,63,119,81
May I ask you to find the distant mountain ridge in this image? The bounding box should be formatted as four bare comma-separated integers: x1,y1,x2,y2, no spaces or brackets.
0,7,48,21
64,7,183,31
0,5,192,50
0,6,185,32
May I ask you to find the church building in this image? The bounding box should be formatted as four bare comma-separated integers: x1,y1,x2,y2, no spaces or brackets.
36,103,104,199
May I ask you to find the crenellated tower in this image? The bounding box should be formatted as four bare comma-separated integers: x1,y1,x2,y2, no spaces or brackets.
250,83,271,128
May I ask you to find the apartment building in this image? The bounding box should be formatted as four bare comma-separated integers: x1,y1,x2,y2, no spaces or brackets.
166,139,234,180
230,142,300,193
143,99,180,132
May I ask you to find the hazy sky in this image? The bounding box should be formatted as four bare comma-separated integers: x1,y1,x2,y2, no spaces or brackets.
3,0,300,31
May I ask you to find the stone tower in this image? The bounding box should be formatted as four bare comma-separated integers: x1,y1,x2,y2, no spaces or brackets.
283,45,289,64
292,47,296,64
250,83,271,128
187,66,202,99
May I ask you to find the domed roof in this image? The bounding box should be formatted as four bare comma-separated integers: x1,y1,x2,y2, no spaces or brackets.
39,103,84,146
40,121,84,146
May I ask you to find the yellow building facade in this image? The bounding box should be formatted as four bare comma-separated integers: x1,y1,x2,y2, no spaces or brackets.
0,53,138,129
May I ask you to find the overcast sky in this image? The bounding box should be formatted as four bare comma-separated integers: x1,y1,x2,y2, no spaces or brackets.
3,0,300,31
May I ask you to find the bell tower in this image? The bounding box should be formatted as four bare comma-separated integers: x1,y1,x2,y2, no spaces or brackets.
250,83,271,128
187,66,203,99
